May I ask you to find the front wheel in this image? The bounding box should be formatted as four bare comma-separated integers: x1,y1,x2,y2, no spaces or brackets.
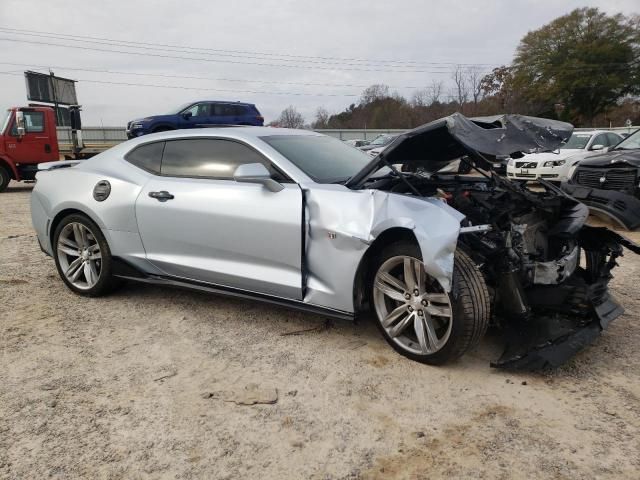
53,214,119,296
0,166,11,192
371,242,490,365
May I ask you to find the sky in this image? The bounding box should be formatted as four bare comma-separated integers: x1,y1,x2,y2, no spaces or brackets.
0,0,637,126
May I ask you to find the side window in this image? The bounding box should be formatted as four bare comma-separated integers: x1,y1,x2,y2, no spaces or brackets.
233,105,247,116
221,105,237,117
591,134,607,149
24,111,44,133
160,138,285,180
183,103,209,117
211,104,224,116
10,111,45,135
125,142,164,174
607,133,621,146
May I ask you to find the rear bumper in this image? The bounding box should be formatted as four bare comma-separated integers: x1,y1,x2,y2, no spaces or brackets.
561,183,640,230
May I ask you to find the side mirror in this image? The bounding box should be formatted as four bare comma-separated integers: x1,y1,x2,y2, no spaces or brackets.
590,144,605,151
182,112,193,120
233,163,284,192
15,111,26,137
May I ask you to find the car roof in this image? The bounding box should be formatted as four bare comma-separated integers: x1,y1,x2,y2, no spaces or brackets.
123,126,323,147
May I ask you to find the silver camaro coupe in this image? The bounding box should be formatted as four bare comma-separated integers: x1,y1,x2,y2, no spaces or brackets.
31,114,639,369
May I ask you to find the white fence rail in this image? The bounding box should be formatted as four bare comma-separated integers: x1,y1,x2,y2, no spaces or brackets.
56,125,638,150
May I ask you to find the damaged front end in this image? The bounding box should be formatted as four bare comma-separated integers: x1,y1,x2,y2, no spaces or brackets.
370,172,639,369
348,113,640,369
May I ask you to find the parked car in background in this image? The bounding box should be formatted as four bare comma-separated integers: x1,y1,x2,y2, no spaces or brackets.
359,133,400,152
126,101,264,138
562,128,640,230
344,139,370,148
31,114,640,369
364,134,401,157
506,130,624,183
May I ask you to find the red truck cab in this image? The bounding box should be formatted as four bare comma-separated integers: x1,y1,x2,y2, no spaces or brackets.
0,106,60,191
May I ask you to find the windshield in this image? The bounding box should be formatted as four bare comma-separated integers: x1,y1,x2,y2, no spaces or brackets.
1,109,11,134
370,134,394,146
613,129,640,150
261,134,374,183
560,133,592,150
165,102,194,115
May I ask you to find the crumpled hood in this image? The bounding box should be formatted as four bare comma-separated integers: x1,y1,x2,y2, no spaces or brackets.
576,149,640,168
346,113,573,187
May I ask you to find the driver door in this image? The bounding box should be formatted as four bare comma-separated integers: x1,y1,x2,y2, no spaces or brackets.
178,103,212,129
134,137,303,300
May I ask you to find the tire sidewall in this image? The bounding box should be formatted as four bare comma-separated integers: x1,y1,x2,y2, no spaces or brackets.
371,241,470,365
52,213,115,296
0,166,10,192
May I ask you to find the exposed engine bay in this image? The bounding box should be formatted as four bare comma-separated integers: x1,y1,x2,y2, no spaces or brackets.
367,169,640,369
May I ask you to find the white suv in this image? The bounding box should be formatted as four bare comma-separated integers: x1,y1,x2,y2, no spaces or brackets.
506,130,623,182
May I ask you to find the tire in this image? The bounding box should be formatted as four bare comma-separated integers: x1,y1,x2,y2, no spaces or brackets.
0,165,11,192
52,213,120,297
371,241,490,365
152,126,173,133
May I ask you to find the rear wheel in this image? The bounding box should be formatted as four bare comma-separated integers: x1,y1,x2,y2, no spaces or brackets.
0,165,11,192
53,214,119,296
371,242,489,365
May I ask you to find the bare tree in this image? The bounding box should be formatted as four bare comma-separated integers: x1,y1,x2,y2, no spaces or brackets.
451,65,469,109
428,80,444,105
360,84,390,105
312,107,330,129
412,81,444,107
278,106,305,129
466,66,484,111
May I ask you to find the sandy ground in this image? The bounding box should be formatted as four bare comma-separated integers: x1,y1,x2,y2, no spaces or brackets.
1,181,640,479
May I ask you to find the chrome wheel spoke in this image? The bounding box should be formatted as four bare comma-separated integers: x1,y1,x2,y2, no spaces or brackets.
58,245,79,257
423,314,441,351
404,258,418,289
66,257,84,281
382,304,407,328
84,261,98,286
388,312,413,337
414,315,428,353
425,304,451,318
375,272,407,302
424,293,449,303
59,236,78,249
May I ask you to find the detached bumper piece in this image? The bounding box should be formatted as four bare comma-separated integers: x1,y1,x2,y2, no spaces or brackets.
561,183,640,231
492,226,640,370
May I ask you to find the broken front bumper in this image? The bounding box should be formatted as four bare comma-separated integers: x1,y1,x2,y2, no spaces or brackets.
493,227,640,370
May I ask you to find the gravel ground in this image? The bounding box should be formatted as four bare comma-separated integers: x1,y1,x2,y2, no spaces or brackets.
1,181,640,479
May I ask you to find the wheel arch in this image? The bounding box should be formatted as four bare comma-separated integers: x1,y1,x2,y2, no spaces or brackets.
352,227,418,313
49,207,106,249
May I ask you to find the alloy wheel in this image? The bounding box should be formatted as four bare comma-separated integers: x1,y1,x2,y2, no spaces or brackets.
56,222,102,290
373,255,453,355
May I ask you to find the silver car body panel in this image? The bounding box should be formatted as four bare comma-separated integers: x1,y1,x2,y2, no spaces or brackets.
301,184,464,312
31,127,465,315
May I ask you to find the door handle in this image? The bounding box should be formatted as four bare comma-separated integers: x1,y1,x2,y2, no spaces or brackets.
148,190,174,202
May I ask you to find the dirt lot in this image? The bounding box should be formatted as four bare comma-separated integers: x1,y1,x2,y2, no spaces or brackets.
1,181,640,479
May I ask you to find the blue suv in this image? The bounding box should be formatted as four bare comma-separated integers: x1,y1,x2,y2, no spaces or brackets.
126,101,264,138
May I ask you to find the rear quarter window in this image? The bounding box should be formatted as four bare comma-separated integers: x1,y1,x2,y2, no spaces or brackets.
125,142,165,174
